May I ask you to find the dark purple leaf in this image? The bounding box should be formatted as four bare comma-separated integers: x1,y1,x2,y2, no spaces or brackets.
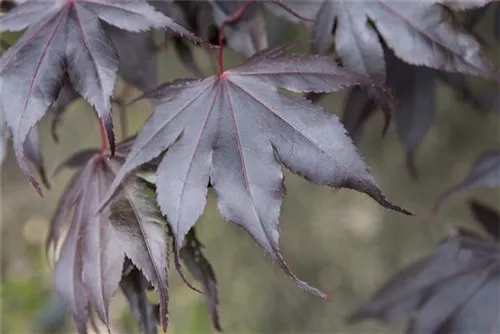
310,1,498,81
172,37,203,77
180,229,222,331
106,26,159,92
0,0,201,193
434,150,500,212
50,80,80,143
24,126,50,188
121,262,160,334
469,199,500,240
102,51,410,300
437,72,491,111
49,140,170,332
347,231,500,333
341,87,378,143
212,1,267,57
386,51,436,178
346,46,488,176
108,175,170,330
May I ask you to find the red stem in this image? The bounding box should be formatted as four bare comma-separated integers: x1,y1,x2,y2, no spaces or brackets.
216,0,313,75
99,118,107,155
217,0,255,75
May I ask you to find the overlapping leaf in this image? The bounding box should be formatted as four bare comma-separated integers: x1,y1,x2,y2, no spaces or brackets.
469,199,500,240
212,1,268,57
48,141,170,333
434,150,500,212
0,0,201,194
342,48,492,176
49,26,160,141
310,0,498,81
121,260,160,334
347,202,500,333
461,1,500,42
180,228,221,331
101,47,410,299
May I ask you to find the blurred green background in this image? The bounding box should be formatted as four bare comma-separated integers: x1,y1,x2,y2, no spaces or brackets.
1,9,499,334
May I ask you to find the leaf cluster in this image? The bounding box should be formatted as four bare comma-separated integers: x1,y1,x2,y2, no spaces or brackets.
0,0,499,333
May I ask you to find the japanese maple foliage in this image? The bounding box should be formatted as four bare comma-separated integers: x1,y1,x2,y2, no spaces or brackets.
0,0,201,194
1,0,499,333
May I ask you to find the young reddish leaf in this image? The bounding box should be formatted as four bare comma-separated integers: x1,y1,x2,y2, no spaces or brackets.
434,150,500,212
347,230,500,333
121,262,160,334
102,52,410,299
468,199,500,240
310,1,498,81
180,229,222,331
0,0,201,193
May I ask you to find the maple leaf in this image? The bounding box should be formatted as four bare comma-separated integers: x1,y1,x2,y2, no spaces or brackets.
121,260,161,334
342,47,492,176
0,0,201,194
101,48,410,298
469,199,500,240
180,228,222,331
461,1,500,42
433,150,500,213
347,202,500,333
49,26,159,141
310,0,498,81
48,141,170,333
212,1,268,57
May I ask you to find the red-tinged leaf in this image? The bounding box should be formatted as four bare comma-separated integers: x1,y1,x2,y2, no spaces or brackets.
434,150,500,213
102,52,410,299
108,174,170,331
310,0,498,80
347,230,500,333
121,262,160,334
180,229,222,331
468,199,500,240
0,0,201,192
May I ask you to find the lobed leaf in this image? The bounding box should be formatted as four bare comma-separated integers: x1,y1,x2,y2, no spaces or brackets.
0,0,201,193
102,51,410,299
